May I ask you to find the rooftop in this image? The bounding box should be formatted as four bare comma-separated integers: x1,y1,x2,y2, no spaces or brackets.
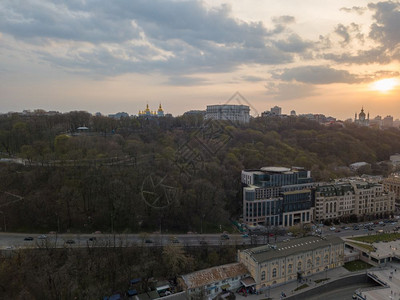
180,263,248,289
243,236,343,263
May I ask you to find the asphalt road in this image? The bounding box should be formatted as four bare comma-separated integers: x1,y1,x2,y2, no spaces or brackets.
306,282,376,300
0,221,398,249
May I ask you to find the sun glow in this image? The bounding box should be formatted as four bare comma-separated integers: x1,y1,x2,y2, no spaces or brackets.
371,78,399,92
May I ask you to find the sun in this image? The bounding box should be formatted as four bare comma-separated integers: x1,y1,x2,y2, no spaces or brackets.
371,78,399,92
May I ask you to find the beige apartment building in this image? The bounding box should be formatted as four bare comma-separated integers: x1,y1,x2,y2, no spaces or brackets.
383,175,400,203
238,236,344,291
314,181,395,222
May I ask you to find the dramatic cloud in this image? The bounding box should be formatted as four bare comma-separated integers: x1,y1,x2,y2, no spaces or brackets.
265,82,317,100
326,1,400,65
340,6,367,15
272,15,295,24
240,75,265,82
274,34,313,53
368,1,400,49
273,66,363,84
0,0,294,77
165,76,209,86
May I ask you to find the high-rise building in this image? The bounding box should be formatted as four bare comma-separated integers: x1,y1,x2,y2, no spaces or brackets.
290,110,296,116
241,167,313,227
205,104,250,123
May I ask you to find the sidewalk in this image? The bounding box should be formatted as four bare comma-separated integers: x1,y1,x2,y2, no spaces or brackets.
236,267,351,300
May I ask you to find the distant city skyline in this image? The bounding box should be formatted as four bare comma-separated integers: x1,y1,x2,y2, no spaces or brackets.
1,1,399,120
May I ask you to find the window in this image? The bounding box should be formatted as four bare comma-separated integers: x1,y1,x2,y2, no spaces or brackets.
316,257,320,266
261,271,266,280
297,261,302,271
288,264,293,274
324,254,329,264
307,259,312,269
272,268,277,278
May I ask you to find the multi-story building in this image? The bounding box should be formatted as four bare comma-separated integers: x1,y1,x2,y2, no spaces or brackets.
242,167,313,227
238,235,344,291
270,106,282,116
205,104,250,123
314,183,355,222
383,115,394,128
383,175,400,203
314,181,395,222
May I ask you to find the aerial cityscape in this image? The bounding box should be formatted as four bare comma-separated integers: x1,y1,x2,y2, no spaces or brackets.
1,1,400,300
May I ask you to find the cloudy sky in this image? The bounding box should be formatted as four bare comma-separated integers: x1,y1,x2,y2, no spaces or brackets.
0,0,399,119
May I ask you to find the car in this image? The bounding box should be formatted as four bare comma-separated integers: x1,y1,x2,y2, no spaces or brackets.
24,237,34,241
65,239,75,244
145,239,153,243
353,226,359,230
88,237,97,242
172,239,180,243
199,240,208,245
242,234,249,238
269,233,275,237
368,227,374,231
37,234,47,239
335,229,341,233
220,234,230,240
344,227,350,230
287,232,293,236
330,227,336,231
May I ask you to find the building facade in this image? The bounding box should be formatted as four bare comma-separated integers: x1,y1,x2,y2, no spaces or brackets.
238,236,344,291
314,181,395,222
354,107,369,126
383,175,400,203
178,263,249,299
242,167,313,227
206,104,250,123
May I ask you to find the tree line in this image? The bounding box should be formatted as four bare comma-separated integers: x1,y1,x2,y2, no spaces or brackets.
0,112,399,233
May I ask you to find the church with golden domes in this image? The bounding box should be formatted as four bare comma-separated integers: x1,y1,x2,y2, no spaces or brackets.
354,107,369,126
138,103,164,117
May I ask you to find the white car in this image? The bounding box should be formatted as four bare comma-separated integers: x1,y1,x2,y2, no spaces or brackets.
330,227,336,231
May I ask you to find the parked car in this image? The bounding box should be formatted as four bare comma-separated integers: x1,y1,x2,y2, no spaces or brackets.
88,237,97,242
37,234,47,239
242,234,249,238
24,237,34,241
199,240,208,245
65,239,75,244
145,239,153,243
330,227,336,231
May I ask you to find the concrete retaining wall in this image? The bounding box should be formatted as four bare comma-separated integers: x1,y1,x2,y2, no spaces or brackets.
285,273,378,300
